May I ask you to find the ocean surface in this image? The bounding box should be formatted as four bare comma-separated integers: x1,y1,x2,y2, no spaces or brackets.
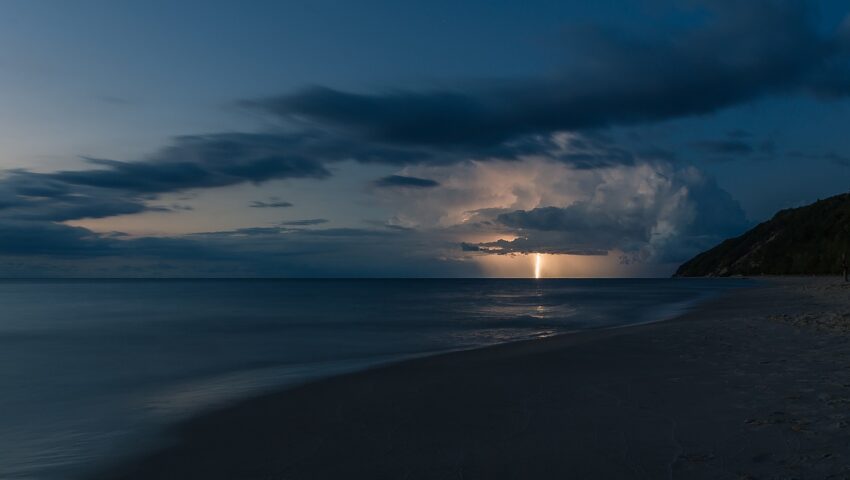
0,278,744,479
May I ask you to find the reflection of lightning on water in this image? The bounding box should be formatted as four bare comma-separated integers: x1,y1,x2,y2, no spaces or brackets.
534,253,542,279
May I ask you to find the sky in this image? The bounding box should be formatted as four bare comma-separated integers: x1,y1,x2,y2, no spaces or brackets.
0,0,849,277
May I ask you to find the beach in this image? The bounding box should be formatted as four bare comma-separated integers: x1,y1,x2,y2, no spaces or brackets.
88,278,850,479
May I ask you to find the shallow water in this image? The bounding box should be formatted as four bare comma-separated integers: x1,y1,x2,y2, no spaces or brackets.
0,278,743,479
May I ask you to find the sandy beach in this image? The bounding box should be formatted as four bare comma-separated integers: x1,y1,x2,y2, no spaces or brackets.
88,278,850,479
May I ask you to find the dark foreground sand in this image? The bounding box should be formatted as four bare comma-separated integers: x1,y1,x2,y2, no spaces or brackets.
90,278,850,479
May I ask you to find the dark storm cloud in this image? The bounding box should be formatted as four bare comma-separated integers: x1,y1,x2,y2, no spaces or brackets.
469,236,610,256
250,200,294,208
280,218,328,226
203,226,288,236
460,242,481,252
300,227,398,237
0,171,162,222
245,1,850,150
52,135,330,193
499,205,643,234
373,175,440,188
0,132,353,224
494,204,658,254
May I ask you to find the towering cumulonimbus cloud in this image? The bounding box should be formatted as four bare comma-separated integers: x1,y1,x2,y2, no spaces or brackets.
372,152,750,264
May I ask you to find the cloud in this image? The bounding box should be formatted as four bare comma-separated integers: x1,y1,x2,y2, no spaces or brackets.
374,175,440,188
250,200,294,208
52,136,330,193
0,131,354,225
372,146,749,264
244,1,850,151
0,171,162,222
460,242,482,252
0,130,355,226
471,163,749,262
280,218,328,226
468,236,610,256
193,226,288,236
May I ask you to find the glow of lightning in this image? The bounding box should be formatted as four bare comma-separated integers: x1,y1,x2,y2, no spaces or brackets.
534,253,542,279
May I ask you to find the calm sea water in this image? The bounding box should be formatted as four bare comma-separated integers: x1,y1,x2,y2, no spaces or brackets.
0,278,742,479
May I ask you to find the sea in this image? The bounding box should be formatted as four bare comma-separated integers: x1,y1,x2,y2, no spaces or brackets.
0,278,744,479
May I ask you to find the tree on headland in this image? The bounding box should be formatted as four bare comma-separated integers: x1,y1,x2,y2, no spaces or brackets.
675,193,850,277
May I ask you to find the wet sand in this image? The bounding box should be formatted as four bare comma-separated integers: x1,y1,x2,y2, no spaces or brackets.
89,278,850,479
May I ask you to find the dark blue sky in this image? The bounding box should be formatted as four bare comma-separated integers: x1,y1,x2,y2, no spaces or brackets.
0,0,848,277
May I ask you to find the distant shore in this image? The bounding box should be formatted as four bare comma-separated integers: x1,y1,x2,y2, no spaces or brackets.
89,277,850,479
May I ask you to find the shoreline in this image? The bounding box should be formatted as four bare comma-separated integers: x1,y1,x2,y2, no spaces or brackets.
88,277,850,479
